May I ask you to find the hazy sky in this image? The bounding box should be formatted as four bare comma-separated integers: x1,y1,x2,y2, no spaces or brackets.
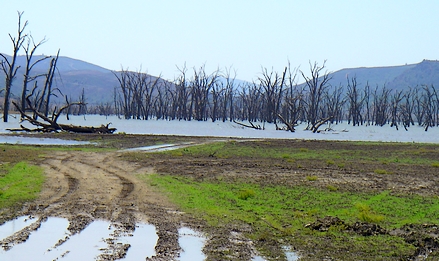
1,1,438,81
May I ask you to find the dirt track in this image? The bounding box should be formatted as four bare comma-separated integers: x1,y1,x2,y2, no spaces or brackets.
1,150,187,260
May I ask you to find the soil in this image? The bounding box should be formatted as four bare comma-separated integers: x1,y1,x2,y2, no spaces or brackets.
1,133,439,260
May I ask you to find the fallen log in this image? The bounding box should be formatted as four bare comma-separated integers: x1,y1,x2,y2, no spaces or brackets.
277,114,296,132
233,120,263,130
311,116,334,133
8,100,116,134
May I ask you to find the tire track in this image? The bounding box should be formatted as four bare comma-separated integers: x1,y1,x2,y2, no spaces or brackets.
5,150,184,260
78,154,136,199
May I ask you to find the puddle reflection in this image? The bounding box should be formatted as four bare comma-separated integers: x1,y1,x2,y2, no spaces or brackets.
0,216,38,241
0,217,69,261
121,223,157,260
0,216,298,260
178,227,206,261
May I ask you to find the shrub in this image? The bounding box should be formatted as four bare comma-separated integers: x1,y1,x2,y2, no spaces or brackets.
237,189,255,200
358,211,385,223
327,185,338,191
306,176,318,181
431,162,439,168
355,203,385,223
326,160,335,166
282,154,291,159
374,169,390,175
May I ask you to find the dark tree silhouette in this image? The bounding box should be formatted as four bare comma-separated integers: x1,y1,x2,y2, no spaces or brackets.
1,11,28,122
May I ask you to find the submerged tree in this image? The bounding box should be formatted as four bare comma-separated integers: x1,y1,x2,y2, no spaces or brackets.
1,11,28,122
301,61,333,132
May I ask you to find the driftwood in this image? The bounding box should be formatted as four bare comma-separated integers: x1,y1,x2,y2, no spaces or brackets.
8,99,116,134
233,120,263,130
277,114,296,132
310,116,334,133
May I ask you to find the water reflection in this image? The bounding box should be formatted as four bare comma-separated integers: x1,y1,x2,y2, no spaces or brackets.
0,216,298,260
178,227,206,261
0,135,90,145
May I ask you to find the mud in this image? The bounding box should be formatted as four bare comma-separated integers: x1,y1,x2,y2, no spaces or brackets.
0,134,439,260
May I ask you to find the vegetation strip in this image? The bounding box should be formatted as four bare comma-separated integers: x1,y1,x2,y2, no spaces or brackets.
146,174,439,259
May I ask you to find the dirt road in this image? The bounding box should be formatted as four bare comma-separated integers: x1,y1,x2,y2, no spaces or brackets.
1,150,188,260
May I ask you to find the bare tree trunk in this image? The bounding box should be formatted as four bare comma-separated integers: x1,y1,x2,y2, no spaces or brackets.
43,49,60,117
1,11,28,122
21,36,49,112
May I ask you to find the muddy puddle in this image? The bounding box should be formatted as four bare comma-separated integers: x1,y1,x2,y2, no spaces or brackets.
0,216,299,260
0,216,202,260
253,247,299,261
178,227,206,260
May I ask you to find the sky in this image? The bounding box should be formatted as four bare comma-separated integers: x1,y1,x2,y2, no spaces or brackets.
1,0,439,82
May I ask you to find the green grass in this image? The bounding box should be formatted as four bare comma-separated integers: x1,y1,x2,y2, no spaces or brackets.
162,140,439,167
374,169,391,175
306,175,318,181
0,162,44,209
144,174,438,258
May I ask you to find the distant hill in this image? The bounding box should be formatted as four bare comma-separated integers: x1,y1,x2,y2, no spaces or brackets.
0,54,120,105
325,60,439,90
1,54,439,106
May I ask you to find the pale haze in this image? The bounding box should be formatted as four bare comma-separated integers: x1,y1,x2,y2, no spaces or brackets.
1,0,438,81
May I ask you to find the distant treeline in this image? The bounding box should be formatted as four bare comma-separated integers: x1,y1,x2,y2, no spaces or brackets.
82,62,439,132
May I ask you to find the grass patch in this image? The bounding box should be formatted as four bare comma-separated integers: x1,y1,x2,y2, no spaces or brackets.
374,169,391,175
161,140,439,168
306,175,318,181
0,162,44,209
237,189,256,200
326,160,335,166
355,203,385,223
145,174,431,258
327,185,338,191
431,162,439,168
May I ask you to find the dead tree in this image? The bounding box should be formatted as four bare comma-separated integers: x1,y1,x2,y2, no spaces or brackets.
389,90,405,130
171,64,191,120
113,68,132,119
372,86,391,126
209,80,224,122
277,63,302,132
1,11,28,122
346,76,365,126
190,65,220,121
9,96,116,133
324,84,345,124
301,61,333,132
399,87,416,130
21,36,50,112
239,82,263,122
258,66,287,124
421,85,437,131
35,50,60,118
220,67,237,122
233,119,263,130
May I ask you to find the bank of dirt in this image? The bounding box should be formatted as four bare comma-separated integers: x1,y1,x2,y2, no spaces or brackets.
1,134,439,260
